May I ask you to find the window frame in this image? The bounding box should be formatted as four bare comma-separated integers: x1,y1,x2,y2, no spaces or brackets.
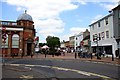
119,10,120,18
98,22,100,27
106,31,109,38
105,18,108,25
12,34,19,48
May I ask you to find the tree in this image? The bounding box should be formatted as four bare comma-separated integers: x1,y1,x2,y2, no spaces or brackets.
46,36,60,50
39,43,47,47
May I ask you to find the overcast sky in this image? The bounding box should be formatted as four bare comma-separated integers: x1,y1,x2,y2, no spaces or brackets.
1,0,119,43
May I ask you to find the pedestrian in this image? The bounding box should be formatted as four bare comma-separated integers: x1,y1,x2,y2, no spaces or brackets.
31,52,34,58
102,50,106,57
63,49,66,56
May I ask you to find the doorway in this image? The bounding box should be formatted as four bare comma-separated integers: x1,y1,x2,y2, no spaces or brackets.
27,43,32,55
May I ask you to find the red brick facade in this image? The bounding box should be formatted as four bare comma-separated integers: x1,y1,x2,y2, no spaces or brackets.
0,12,36,57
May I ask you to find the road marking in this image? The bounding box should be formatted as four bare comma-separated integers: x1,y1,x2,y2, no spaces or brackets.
9,64,20,66
20,75,33,79
25,64,35,67
7,63,112,79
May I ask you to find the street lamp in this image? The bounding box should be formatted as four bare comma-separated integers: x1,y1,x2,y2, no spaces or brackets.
75,35,77,59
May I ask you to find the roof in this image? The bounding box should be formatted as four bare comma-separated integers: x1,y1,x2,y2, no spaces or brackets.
112,4,120,10
89,13,112,27
17,11,33,22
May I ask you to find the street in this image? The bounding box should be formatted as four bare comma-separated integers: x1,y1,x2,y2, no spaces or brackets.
2,57,120,80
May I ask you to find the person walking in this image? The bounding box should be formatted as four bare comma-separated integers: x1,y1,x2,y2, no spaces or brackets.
103,50,106,57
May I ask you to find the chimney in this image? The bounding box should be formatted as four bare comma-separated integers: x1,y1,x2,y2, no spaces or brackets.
118,1,120,5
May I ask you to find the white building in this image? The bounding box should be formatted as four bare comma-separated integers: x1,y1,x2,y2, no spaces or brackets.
89,14,117,57
60,41,65,48
74,32,83,50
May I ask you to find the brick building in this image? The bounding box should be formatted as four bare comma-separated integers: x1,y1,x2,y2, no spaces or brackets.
0,11,36,57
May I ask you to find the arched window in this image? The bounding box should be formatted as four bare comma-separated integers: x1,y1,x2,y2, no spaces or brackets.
12,34,19,48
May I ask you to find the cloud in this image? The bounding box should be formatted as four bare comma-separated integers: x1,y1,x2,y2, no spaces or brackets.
99,3,118,10
2,0,118,43
91,14,103,24
70,27,89,35
72,0,119,4
60,27,90,42
3,0,80,42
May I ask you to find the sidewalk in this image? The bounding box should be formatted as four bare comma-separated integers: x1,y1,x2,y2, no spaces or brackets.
5,53,120,65
36,53,120,65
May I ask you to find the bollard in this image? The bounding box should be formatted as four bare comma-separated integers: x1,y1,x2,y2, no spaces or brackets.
91,53,92,59
75,52,77,59
112,54,114,61
45,53,46,58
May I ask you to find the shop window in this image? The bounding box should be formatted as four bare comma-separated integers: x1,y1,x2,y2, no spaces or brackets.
12,34,19,48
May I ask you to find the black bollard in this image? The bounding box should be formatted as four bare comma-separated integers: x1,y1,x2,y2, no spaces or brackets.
75,52,77,59
91,53,92,59
112,54,114,61
45,53,46,58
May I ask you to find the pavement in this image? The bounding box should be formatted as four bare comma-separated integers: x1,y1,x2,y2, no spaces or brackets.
4,52,120,65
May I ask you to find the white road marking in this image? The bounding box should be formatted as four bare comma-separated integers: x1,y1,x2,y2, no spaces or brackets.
9,64,20,66
20,75,33,79
7,63,112,79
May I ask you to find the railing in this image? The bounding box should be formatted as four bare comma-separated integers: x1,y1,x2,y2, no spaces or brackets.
0,21,17,26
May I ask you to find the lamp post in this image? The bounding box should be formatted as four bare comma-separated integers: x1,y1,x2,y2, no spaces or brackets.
75,35,77,59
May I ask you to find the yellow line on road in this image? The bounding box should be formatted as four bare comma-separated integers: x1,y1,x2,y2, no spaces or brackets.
7,63,112,79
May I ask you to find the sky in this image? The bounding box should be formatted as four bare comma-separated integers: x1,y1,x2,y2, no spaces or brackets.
1,0,119,43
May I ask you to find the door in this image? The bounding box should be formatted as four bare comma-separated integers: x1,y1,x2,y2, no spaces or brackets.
27,43,32,55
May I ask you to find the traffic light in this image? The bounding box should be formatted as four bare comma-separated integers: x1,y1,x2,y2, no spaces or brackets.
2,33,7,43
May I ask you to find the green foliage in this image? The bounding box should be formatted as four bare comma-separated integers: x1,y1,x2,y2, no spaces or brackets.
39,43,47,47
46,36,60,49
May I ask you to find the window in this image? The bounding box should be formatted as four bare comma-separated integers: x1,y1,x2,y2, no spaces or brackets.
99,33,101,40
92,25,94,30
101,32,105,40
2,22,8,25
93,34,97,41
105,18,108,25
119,10,120,18
106,31,109,38
98,22,100,27
12,34,19,48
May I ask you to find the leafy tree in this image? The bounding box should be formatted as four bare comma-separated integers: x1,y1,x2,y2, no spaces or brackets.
46,36,60,50
39,43,47,47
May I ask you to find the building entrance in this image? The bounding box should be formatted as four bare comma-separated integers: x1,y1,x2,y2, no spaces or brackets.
27,43,32,55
